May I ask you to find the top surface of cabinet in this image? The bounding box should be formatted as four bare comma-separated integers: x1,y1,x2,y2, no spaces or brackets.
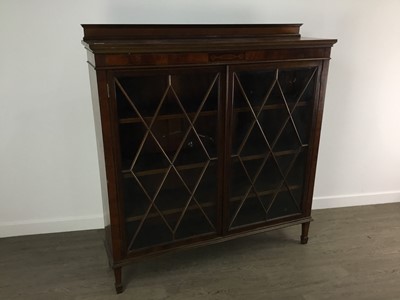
81,24,337,54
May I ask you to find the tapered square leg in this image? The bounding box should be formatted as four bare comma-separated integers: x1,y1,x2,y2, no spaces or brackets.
301,222,310,244
114,267,123,294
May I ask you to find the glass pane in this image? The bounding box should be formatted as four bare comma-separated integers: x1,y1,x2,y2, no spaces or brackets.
231,196,266,228
254,157,283,192
177,161,218,239
151,117,190,161
231,111,253,155
178,166,205,191
234,69,277,108
135,172,166,199
131,208,173,249
115,83,138,120
175,130,209,166
286,150,307,186
115,68,220,251
116,75,168,119
278,67,316,106
175,208,215,239
229,66,316,230
292,104,314,145
275,152,296,176
258,105,288,145
230,158,252,198
241,125,270,157
194,115,218,159
272,121,302,152
118,123,146,170
267,187,300,220
123,177,149,219
133,135,170,172
241,158,265,180
154,170,191,228
267,80,285,105
171,73,219,114
194,162,217,206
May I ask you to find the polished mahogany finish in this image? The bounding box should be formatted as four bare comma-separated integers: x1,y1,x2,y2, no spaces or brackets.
82,24,336,293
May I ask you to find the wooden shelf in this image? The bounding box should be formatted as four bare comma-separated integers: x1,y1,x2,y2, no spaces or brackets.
234,100,310,113
122,148,303,179
125,184,302,223
122,159,217,178
119,110,218,124
126,201,216,223
118,101,311,124
230,184,302,202
234,148,306,162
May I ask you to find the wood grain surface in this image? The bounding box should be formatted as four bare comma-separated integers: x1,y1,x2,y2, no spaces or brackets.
1,203,400,299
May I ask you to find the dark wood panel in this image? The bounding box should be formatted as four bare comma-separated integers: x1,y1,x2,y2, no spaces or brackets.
82,24,302,41
92,48,332,68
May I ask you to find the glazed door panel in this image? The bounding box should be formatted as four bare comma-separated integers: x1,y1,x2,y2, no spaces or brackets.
227,63,319,230
110,67,224,252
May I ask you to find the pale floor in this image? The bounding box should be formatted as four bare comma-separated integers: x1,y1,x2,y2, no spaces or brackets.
1,203,400,299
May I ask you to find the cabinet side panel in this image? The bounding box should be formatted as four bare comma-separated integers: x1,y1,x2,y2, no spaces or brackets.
88,66,110,228
303,58,332,216
88,65,123,264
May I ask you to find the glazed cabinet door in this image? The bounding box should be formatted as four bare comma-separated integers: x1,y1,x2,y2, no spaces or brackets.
227,63,320,231
109,67,224,253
